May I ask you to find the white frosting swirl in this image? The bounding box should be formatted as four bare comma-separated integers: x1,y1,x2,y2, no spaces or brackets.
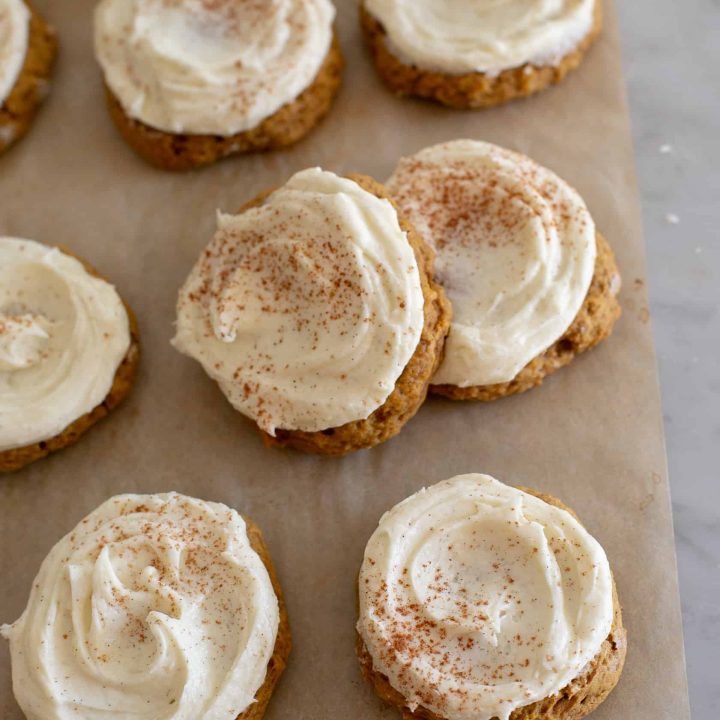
0,313,49,371
173,168,424,435
0,238,131,452
94,0,335,135
387,140,596,387
0,0,30,104
358,474,614,720
1,492,280,720
364,0,595,76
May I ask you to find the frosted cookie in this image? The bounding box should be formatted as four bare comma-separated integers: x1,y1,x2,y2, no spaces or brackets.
0,0,57,154
357,474,627,720
95,0,343,171
360,0,602,109
386,140,621,401
173,168,451,455
0,238,139,472
2,492,290,720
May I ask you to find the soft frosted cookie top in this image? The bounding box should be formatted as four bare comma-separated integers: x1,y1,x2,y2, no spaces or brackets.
174,168,424,435
0,0,30,104
94,0,335,136
387,140,596,387
0,238,131,451
364,0,595,75
1,492,280,720
358,474,614,720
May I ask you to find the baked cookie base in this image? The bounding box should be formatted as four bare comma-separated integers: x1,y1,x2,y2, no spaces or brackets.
0,1,57,154
431,233,621,401
240,516,291,720
105,35,344,171
260,174,452,456
357,488,627,720
360,0,602,110
0,250,140,473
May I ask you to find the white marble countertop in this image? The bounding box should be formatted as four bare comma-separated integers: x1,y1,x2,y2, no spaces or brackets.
617,0,719,715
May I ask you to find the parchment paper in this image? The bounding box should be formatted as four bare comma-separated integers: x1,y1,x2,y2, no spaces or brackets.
0,1,691,717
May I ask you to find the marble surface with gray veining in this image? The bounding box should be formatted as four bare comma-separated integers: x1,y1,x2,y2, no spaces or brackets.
617,0,720,715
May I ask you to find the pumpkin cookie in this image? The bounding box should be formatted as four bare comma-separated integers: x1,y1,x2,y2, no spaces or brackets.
357,474,627,720
386,140,621,401
360,0,602,109
1,492,290,720
0,238,139,472
0,0,57,154
174,168,451,456
95,0,343,171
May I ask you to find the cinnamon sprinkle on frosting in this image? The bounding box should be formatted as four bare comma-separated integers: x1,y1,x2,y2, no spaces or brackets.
173,168,424,435
357,474,614,720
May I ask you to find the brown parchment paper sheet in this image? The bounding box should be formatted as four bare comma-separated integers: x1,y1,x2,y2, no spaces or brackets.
0,1,690,718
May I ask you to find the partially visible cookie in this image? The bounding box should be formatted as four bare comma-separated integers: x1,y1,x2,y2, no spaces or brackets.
386,139,621,401
357,474,627,720
173,168,451,456
240,514,292,720
0,239,139,473
1,493,289,720
0,0,57,154
360,0,602,109
95,0,343,170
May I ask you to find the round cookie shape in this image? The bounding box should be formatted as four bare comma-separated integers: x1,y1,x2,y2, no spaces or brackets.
0,0,57,153
1,492,290,720
387,140,606,392
0,238,139,472
360,0,602,109
95,0,343,169
357,474,627,720
96,0,336,135
174,168,451,454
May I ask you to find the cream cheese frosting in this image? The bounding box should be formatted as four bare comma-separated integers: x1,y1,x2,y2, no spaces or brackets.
94,0,335,136
364,0,595,76
173,167,424,436
0,0,30,105
1,492,280,720
0,238,131,452
387,140,596,388
357,474,614,720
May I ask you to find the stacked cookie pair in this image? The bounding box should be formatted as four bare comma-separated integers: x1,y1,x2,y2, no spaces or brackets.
2,473,626,720
0,139,620,469
173,140,621,455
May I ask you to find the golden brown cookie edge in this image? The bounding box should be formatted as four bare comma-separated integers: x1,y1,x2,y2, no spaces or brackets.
359,0,602,109
0,0,58,154
431,232,621,401
258,173,451,456
238,515,292,720
0,248,140,473
104,33,344,171
356,487,627,720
